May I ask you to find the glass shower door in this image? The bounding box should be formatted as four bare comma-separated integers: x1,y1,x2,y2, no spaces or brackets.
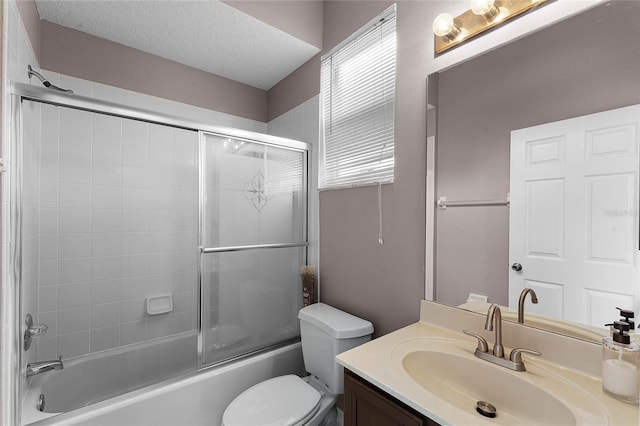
200,133,308,367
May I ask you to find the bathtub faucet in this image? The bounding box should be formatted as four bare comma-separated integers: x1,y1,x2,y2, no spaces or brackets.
26,356,63,377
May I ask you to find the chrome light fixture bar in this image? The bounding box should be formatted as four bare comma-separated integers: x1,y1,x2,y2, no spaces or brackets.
433,0,549,54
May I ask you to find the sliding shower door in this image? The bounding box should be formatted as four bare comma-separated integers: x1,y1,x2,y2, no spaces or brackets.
200,133,308,367
17,99,200,412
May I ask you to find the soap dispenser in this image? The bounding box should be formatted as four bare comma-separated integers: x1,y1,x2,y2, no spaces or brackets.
602,320,640,404
616,307,640,344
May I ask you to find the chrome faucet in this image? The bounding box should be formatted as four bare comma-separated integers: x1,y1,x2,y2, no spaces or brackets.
26,356,63,377
518,288,538,323
463,304,541,372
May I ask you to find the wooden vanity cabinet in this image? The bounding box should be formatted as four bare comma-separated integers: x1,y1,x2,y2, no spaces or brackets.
344,369,439,426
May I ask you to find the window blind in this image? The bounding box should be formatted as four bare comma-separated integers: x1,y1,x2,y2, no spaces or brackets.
320,5,396,189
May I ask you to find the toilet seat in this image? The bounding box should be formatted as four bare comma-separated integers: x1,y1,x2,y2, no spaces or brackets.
222,375,321,426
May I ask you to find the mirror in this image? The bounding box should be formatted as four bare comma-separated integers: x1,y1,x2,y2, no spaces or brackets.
429,1,640,341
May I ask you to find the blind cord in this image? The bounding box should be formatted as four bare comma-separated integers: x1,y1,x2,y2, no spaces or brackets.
378,143,387,245
378,181,384,245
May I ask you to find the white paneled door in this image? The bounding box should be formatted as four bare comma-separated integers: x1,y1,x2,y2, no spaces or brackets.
509,105,640,328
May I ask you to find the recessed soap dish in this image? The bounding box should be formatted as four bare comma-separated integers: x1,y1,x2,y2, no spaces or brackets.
146,294,173,315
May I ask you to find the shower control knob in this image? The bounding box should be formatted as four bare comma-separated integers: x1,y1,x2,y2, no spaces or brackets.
511,263,523,272
24,314,49,351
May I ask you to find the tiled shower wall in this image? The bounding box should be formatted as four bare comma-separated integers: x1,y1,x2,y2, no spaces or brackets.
34,103,200,359
267,95,320,274
27,78,266,360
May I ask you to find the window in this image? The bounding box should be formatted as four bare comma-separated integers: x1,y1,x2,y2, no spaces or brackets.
320,5,396,189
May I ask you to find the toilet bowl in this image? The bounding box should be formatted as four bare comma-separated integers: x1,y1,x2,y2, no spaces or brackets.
221,303,373,426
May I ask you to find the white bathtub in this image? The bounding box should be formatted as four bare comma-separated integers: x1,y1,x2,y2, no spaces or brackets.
22,334,304,426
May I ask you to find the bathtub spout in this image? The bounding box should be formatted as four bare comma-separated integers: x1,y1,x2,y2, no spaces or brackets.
27,356,63,377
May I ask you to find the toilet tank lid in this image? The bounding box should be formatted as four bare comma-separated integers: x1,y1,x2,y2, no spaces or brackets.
298,303,374,339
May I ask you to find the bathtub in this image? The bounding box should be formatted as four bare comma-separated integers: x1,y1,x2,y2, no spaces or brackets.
22,334,304,426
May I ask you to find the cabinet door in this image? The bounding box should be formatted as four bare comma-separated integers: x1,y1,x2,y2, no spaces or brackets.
344,370,433,426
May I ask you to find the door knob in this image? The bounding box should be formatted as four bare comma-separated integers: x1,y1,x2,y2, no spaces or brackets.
511,263,523,272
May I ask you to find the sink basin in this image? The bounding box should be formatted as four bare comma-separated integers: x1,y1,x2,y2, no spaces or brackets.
403,350,576,425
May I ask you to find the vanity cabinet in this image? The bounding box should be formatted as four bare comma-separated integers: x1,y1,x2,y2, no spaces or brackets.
344,369,438,426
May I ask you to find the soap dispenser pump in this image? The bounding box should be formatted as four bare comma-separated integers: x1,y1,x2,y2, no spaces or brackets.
602,320,640,404
616,307,639,344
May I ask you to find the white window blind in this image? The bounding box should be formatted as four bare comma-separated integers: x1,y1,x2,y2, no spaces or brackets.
320,5,396,189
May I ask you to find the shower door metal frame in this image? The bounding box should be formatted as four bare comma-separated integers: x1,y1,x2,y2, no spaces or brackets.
7,82,312,423
197,131,310,371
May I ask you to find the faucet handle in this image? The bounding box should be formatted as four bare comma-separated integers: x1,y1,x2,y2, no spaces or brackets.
463,330,489,353
509,348,541,363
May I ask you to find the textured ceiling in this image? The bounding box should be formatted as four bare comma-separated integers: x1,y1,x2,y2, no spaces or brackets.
35,0,321,90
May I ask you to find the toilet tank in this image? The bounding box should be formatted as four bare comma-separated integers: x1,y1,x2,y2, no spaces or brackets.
298,303,373,394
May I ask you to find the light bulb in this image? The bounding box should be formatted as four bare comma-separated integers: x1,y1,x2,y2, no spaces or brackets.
432,13,456,37
471,0,500,19
471,0,495,15
433,13,460,38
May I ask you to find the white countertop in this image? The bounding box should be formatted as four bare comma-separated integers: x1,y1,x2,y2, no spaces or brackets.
336,301,639,425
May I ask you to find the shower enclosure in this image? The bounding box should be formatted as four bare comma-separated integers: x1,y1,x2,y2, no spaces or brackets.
9,82,309,422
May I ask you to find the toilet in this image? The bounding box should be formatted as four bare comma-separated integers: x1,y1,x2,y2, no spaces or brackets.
222,303,374,426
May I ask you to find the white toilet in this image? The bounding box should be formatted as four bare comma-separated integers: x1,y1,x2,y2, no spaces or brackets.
222,303,374,426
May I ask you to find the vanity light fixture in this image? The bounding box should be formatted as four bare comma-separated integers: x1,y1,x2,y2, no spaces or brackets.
433,0,548,54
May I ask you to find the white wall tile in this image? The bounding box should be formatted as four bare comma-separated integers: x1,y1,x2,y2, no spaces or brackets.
59,109,92,161
122,188,147,210
122,164,149,188
58,306,90,334
90,256,121,281
58,258,91,284
121,254,148,278
92,185,121,209
148,274,172,294
39,260,58,286
57,330,90,358
148,189,173,210
91,210,121,233
120,299,146,323
59,159,91,185
91,303,120,329
122,210,148,232
91,280,121,304
172,271,196,293
58,282,91,309
120,320,147,346
91,233,121,257
93,162,122,187
170,312,193,334
59,184,91,209
90,326,119,353
120,277,148,301
40,183,58,208
38,286,58,312
122,233,147,255
147,316,172,340
92,114,122,163
59,209,91,233
37,336,58,361
39,235,58,260
58,233,91,259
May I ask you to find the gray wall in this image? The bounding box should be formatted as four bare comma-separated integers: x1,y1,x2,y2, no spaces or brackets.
434,1,640,306
270,1,434,337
